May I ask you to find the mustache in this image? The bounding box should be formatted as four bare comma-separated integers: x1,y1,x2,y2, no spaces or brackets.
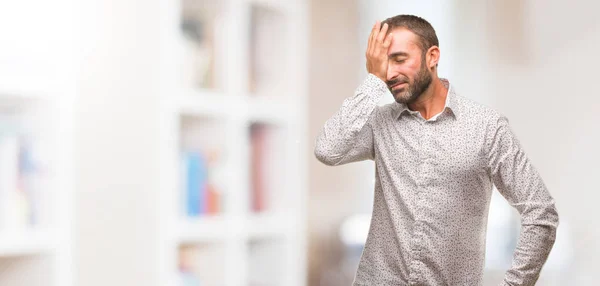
386,77,409,88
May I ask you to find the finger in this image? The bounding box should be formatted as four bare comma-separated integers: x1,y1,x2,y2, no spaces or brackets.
367,25,374,54
371,21,380,38
373,21,381,42
377,23,389,44
383,32,393,49
366,24,374,55
368,22,379,53
371,22,381,45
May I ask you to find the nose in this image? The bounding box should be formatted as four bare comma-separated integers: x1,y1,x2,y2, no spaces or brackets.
386,63,397,82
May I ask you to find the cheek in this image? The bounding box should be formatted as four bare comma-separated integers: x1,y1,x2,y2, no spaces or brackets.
389,59,422,81
390,63,414,76
407,60,424,80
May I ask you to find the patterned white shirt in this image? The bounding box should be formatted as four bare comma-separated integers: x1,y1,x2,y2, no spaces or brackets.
314,74,559,285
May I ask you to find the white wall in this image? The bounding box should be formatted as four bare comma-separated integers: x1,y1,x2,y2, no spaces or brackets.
308,0,364,284
75,0,161,285
480,1,600,283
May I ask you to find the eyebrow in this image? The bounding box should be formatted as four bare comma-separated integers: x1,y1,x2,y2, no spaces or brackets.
388,52,409,58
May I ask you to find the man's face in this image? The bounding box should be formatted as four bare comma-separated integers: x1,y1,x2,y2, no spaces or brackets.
385,28,432,104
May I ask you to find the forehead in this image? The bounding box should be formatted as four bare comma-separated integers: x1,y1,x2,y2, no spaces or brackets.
387,28,421,56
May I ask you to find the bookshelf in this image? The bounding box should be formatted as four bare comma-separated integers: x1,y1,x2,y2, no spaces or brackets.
158,0,308,285
0,40,74,286
0,1,74,286
0,64,73,286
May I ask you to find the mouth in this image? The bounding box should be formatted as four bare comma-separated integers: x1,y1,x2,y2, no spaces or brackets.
391,82,408,90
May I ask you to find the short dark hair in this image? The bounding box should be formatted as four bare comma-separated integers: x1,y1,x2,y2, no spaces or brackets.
382,15,439,54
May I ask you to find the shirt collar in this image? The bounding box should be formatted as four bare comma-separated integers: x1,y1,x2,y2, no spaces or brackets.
392,78,460,120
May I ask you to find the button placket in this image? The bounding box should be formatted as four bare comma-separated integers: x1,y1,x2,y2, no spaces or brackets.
411,122,428,284
414,123,433,284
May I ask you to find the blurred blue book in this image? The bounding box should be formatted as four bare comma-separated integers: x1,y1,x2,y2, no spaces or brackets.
179,269,201,286
182,151,207,216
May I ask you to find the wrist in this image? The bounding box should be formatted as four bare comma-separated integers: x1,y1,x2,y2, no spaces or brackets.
368,72,386,83
362,73,389,94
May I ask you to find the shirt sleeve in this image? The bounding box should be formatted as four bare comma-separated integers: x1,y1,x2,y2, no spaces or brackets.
485,115,559,286
314,73,388,166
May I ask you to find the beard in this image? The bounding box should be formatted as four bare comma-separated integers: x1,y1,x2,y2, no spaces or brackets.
387,61,432,104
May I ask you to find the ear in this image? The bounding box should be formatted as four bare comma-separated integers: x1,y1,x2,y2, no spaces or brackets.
426,46,440,69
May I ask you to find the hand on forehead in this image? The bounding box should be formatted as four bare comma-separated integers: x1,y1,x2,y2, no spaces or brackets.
385,28,423,58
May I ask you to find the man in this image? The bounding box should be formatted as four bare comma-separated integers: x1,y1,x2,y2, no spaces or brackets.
314,15,559,286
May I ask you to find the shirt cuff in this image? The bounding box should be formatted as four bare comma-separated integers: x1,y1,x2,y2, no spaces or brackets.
353,73,389,105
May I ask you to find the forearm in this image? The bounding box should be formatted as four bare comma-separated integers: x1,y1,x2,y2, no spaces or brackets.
314,73,387,165
486,115,560,285
501,205,559,285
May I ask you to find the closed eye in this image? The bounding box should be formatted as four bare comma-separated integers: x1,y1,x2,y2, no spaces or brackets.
388,51,409,62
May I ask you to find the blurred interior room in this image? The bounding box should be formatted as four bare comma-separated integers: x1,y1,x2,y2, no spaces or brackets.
0,0,598,285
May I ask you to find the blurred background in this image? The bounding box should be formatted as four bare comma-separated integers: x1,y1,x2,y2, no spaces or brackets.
0,0,597,285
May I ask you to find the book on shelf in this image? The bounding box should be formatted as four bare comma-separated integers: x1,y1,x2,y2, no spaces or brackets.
249,5,287,97
250,124,286,213
180,0,219,90
250,124,266,212
179,245,202,286
178,244,224,286
181,149,223,217
0,131,45,231
179,269,201,286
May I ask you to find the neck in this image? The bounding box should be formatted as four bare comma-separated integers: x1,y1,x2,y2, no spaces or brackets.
407,76,448,120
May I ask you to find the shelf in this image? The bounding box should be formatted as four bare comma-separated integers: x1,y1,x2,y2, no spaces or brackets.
177,89,242,118
175,215,232,244
0,229,58,257
247,96,296,125
245,213,289,239
175,213,291,244
176,91,297,124
161,0,308,284
247,0,290,14
0,88,54,113
0,73,61,97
